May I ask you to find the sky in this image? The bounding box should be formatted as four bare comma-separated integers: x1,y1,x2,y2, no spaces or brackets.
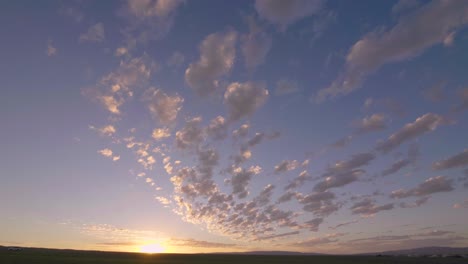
1,0,468,255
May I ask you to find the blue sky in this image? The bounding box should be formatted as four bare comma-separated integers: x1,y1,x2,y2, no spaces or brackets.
1,0,468,254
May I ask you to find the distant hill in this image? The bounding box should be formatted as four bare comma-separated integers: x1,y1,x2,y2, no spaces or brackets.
225,251,323,256
368,247,468,256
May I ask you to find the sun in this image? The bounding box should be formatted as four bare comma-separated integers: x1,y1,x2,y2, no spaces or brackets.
139,243,165,254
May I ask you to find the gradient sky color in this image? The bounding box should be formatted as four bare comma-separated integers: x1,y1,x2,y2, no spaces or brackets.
1,0,468,254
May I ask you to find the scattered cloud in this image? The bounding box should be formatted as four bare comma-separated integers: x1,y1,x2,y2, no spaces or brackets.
144,88,184,125
315,1,468,102
432,149,468,170
79,23,105,43
390,176,454,199
185,30,237,96
98,148,113,157
274,160,299,173
376,113,445,154
255,0,324,30
354,113,386,134
350,198,394,216
224,81,269,121
175,117,204,149
152,128,171,140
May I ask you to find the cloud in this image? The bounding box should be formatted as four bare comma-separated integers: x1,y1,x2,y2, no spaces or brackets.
302,217,324,232
350,198,394,216
98,148,113,157
46,39,57,56
112,156,121,161
330,135,353,149
327,152,375,173
376,113,445,154
241,16,272,70
169,238,237,248
315,1,468,102
127,0,183,18
144,88,184,125
97,125,116,137
284,170,310,191
400,196,429,208
392,0,421,15
122,0,184,45
275,79,299,95
329,220,358,230
381,144,419,176
432,149,468,170
230,166,262,199
83,56,154,115
152,128,171,140
290,235,337,248
297,191,339,216
206,116,228,140
314,170,363,192
274,160,299,173
254,184,275,206
254,231,299,241
175,117,204,149
79,23,105,43
155,196,171,206
354,113,386,134
224,81,269,121
233,124,250,139
185,30,237,96
390,176,454,199
255,0,324,30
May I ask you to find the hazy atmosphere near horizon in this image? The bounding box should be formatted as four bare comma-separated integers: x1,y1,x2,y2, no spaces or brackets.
1,0,468,255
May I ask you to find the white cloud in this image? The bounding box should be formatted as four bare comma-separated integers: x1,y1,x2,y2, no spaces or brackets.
230,166,262,199
152,128,171,140
98,148,113,157
98,125,116,136
316,1,468,102
255,0,324,30
376,113,445,153
79,23,105,43
112,156,121,161
144,88,184,125
155,196,171,205
224,81,269,121
185,31,237,96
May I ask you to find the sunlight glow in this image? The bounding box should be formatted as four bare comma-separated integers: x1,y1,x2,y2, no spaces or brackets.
139,243,165,254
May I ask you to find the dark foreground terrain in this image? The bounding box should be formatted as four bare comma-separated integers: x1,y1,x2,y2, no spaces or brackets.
1,247,467,264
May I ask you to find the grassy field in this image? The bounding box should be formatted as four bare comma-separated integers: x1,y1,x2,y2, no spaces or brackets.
1,248,467,264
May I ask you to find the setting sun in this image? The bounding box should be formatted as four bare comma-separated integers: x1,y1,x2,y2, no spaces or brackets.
139,243,165,254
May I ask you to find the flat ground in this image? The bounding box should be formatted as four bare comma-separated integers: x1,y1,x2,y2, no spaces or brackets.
1,248,466,264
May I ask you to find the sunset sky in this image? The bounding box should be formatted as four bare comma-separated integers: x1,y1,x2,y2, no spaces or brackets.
1,0,468,254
